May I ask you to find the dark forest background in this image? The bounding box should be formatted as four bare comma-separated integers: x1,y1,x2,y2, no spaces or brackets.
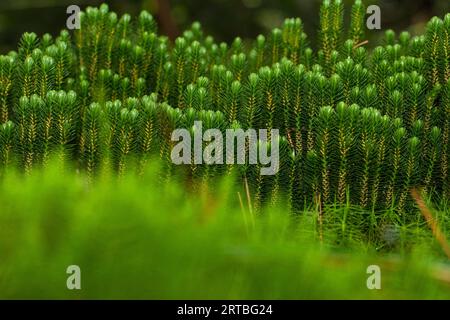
0,0,449,53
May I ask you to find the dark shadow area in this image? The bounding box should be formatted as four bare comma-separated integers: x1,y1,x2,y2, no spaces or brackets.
0,0,449,53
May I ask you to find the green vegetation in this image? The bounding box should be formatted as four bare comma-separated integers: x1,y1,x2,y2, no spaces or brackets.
0,1,449,299
0,161,449,299
0,1,449,215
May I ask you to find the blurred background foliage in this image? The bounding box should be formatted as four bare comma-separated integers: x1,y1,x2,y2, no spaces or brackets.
0,0,449,52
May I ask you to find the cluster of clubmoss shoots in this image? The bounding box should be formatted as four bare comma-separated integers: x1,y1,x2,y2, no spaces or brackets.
0,1,449,217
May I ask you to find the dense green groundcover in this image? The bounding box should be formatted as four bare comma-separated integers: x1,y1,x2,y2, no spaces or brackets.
0,1,448,216
0,0,450,299
0,161,449,299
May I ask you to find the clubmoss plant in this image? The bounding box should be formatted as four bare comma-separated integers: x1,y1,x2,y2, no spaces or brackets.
0,1,448,220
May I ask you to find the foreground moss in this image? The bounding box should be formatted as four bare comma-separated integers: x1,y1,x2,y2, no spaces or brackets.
0,162,449,299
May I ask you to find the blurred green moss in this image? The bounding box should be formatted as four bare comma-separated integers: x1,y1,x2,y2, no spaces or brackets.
0,158,449,299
